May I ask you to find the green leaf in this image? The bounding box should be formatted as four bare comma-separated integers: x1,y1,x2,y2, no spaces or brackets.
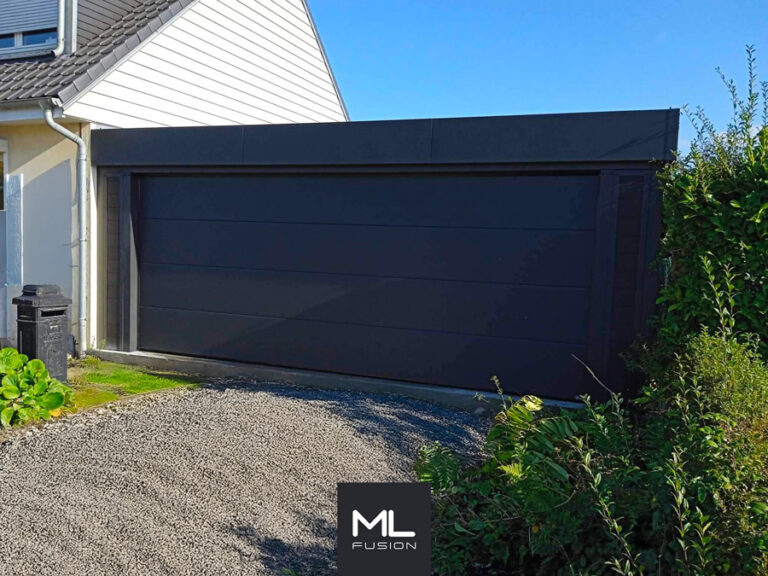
47,380,70,394
500,463,524,479
453,522,473,535
1,374,19,388
39,392,64,410
1,384,20,399
469,519,486,531
751,502,768,515
22,396,38,407
7,354,25,371
31,379,48,396
24,358,45,374
16,407,32,423
0,406,14,427
0,347,15,359
544,459,569,482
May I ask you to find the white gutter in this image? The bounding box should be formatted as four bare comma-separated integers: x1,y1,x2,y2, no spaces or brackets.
51,0,66,57
0,100,61,124
41,101,88,357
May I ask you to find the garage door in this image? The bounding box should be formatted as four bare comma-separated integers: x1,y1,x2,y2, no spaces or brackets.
135,172,598,396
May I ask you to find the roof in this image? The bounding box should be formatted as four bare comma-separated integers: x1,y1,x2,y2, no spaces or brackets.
0,0,195,104
92,109,681,166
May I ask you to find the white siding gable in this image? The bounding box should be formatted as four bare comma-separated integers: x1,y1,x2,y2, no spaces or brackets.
65,0,347,127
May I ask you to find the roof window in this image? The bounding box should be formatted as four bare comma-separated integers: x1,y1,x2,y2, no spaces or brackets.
23,29,58,47
0,0,63,59
0,29,58,55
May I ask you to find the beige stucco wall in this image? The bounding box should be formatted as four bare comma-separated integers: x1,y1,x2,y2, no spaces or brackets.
0,121,91,349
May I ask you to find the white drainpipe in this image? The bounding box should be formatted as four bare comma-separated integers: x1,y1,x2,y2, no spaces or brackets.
42,103,88,357
51,0,66,57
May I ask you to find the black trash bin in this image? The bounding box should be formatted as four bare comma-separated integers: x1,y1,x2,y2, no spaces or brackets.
13,285,72,383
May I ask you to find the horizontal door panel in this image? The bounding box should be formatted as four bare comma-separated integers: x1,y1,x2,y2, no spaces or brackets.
139,220,595,286
140,174,599,230
138,307,596,399
140,264,591,343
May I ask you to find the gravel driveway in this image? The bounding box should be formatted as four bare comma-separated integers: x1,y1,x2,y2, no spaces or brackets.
0,382,485,575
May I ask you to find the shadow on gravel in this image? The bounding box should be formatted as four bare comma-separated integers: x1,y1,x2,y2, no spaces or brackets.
206,381,487,463
228,522,336,575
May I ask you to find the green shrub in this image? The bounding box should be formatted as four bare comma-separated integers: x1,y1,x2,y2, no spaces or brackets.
657,46,768,352
0,348,73,427
417,333,768,575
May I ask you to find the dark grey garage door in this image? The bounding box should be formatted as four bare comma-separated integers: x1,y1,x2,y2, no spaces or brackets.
137,173,597,396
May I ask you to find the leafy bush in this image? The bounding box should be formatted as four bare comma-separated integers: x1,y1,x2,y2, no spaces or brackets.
421,264,768,576
0,348,73,427
417,328,768,575
657,46,768,352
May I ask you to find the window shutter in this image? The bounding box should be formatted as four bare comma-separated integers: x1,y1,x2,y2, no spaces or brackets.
0,0,59,36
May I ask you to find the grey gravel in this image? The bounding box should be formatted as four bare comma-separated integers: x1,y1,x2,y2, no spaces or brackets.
0,382,486,575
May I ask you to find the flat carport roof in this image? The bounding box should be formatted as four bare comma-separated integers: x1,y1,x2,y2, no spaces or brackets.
92,108,679,167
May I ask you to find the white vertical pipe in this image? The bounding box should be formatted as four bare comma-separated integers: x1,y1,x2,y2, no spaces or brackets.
51,0,66,57
42,104,88,356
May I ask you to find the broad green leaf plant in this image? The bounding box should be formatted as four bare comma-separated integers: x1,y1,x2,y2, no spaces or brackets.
0,348,72,427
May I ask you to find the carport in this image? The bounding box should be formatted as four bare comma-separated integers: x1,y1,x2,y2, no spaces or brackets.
92,110,678,400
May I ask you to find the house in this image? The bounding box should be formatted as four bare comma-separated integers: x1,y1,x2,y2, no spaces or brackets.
0,0,348,352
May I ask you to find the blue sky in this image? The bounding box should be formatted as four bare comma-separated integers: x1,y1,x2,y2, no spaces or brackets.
310,0,768,149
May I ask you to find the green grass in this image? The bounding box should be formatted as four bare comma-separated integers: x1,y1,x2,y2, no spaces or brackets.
68,357,204,411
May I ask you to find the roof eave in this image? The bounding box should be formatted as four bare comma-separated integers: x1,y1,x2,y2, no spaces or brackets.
301,0,349,121
0,98,63,124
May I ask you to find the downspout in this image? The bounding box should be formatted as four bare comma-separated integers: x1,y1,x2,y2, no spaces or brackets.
42,102,88,357
51,0,66,57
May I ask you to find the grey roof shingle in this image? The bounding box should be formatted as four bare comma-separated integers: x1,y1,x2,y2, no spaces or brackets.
0,0,196,104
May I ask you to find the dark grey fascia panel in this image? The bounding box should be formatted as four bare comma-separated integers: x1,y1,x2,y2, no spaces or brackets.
92,109,680,167
431,109,680,164
242,119,433,165
92,125,245,166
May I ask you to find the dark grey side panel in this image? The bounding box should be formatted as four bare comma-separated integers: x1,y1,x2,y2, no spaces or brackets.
105,176,120,348
608,174,649,386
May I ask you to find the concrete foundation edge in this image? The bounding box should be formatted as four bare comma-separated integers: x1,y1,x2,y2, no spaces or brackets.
89,349,583,413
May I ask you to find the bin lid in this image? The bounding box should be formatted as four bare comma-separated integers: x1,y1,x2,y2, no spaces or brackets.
22,285,62,296
12,284,71,307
